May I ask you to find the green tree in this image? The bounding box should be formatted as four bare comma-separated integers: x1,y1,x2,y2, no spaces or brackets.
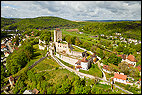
75,37,81,46
118,62,129,75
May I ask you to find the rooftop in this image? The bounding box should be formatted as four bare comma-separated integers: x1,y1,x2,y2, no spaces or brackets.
114,73,127,80
117,54,126,60
136,65,141,72
127,54,137,62
76,65,82,68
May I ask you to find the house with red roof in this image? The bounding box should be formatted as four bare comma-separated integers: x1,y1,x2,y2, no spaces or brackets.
75,57,91,71
4,52,10,57
113,72,128,84
102,65,112,74
117,54,126,62
113,72,133,85
125,54,137,67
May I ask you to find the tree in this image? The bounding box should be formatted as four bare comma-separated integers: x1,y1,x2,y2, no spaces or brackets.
107,53,122,66
134,43,141,52
82,86,91,94
65,35,72,44
75,37,80,46
24,44,34,61
129,67,140,78
118,62,129,75
40,30,51,44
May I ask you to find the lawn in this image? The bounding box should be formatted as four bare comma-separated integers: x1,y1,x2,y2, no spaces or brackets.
79,63,103,78
72,45,84,52
31,58,60,73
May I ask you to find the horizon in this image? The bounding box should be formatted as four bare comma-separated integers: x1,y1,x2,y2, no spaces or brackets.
1,16,141,22
1,1,141,21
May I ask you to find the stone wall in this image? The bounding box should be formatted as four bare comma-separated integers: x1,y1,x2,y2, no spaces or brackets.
38,44,46,50
55,53,78,66
67,50,82,57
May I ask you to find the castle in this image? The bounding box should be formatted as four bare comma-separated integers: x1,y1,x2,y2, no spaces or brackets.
52,28,96,71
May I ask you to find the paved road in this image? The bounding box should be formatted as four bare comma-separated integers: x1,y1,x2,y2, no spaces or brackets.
97,61,107,81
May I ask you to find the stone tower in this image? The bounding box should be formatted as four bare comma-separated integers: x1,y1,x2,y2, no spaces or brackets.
54,28,62,42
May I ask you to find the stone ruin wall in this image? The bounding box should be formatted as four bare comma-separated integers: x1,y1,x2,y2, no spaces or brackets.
55,53,78,66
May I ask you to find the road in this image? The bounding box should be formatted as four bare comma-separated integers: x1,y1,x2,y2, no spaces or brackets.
97,61,107,81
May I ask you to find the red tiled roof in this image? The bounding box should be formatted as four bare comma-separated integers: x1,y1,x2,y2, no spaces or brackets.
114,73,127,80
127,54,137,62
128,64,134,67
136,65,141,72
117,54,126,60
103,65,110,70
15,47,19,50
32,88,39,94
76,65,82,68
75,60,81,64
81,57,88,62
139,79,141,81
56,28,60,31
1,45,6,49
4,52,10,55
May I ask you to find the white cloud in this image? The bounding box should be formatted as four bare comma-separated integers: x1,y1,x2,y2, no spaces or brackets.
1,1,141,20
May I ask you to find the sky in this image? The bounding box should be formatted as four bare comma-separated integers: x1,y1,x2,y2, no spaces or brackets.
1,1,141,21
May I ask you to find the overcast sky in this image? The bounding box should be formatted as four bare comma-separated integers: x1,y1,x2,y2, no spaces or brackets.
1,1,141,21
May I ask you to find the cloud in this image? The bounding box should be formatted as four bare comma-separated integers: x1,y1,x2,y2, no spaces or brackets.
1,1,141,20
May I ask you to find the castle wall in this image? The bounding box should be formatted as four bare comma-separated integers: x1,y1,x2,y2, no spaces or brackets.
67,50,82,57
38,44,46,50
55,53,78,66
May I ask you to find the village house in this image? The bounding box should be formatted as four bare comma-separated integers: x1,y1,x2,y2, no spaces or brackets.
117,54,126,62
102,65,112,74
23,88,39,94
113,72,132,85
79,32,83,34
100,34,104,37
125,54,137,67
75,57,91,71
115,33,121,35
4,52,10,57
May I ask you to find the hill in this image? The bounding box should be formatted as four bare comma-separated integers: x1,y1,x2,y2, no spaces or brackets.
1,17,22,28
78,21,141,40
1,16,85,31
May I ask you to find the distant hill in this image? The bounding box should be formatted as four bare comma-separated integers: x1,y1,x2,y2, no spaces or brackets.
1,17,22,28
1,16,84,31
79,20,141,40
84,20,141,22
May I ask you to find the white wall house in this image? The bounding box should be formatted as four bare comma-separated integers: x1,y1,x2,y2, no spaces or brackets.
75,57,90,71
113,72,133,85
113,72,127,84
125,55,137,67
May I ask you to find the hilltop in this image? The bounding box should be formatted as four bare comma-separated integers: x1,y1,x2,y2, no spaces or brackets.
1,16,85,31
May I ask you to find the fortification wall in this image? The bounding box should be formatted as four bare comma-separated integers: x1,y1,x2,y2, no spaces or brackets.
38,44,46,50
55,53,78,66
